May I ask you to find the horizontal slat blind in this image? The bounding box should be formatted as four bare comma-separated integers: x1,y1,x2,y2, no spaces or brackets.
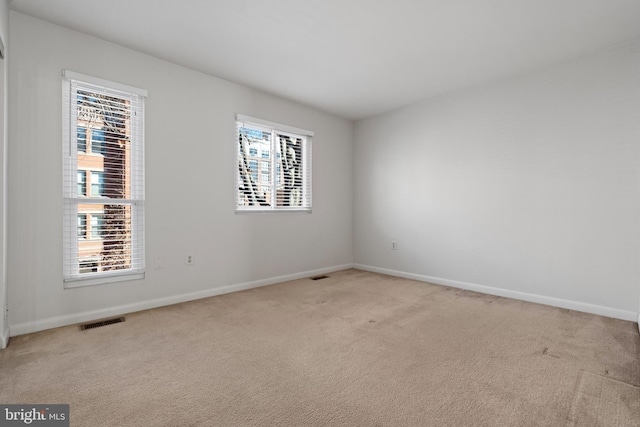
236,115,312,212
62,71,145,283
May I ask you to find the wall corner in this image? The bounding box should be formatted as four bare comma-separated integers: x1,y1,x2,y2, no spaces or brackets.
0,317,8,349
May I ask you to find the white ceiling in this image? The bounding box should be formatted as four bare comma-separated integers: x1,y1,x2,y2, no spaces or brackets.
8,0,640,120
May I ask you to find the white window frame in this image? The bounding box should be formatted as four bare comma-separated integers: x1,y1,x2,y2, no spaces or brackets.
235,114,313,213
62,70,146,287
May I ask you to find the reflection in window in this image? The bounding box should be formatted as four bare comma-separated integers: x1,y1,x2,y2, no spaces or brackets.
90,215,104,240
91,129,106,155
77,214,87,238
77,171,86,196
78,127,87,152
91,172,104,197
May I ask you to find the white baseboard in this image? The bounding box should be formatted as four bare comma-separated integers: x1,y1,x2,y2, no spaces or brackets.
10,263,638,338
354,264,638,322
9,264,354,337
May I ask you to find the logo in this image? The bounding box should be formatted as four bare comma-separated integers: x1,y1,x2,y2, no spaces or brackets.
0,405,68,426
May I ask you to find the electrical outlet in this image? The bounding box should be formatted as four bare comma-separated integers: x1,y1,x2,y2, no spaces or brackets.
4,304,8,320
153,257,165,270
391,240,398,250
186,254,194,266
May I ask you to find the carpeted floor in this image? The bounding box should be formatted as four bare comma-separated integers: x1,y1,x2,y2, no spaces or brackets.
1,269,639,426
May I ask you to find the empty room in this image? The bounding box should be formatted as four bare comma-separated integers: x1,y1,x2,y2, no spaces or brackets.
1,0,639,425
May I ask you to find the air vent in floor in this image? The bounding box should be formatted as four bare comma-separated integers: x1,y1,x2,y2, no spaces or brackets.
310,275,329,281
80,317,125,331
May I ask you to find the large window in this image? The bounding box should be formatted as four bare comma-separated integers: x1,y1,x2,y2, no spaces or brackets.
62,71,146,286
236,114,312,212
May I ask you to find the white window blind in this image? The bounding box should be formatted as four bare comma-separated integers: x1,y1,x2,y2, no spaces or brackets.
236,114,312,212
62,71,146,286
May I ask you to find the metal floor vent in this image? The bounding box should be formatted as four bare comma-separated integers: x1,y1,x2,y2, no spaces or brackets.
80,317,125,331
310,275,329,281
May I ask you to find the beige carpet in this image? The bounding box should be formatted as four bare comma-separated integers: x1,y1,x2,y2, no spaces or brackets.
567,370,640,426
1,269,638,426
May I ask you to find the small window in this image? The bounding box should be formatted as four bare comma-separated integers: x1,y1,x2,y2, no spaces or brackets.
77,171,86,196
77,214,87,239
89,214,104,240
236,114,312,212
78,127,87,152
90,172,104,197
91,129,106,155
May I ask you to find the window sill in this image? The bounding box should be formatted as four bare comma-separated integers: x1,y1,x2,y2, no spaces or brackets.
235,208,311,214
64,272,144,289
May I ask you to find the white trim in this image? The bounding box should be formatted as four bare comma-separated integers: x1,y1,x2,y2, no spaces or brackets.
637,313,639,335
64,272,145,289
236,113,314,137
235,208,311,214
62,70,148,97
354,264,639,322
9,264,354,337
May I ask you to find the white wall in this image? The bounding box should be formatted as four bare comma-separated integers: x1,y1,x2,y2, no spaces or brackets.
7,12,353,335
0,0,8,348
354,40,640,321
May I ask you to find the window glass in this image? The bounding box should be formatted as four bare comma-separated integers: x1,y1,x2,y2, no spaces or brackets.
77,171,86,196
63,71,146,284
91,172,104,197
236,117,311,212
77,214,87,239
91,129,106,155
78,127,87,152
90,214,104,240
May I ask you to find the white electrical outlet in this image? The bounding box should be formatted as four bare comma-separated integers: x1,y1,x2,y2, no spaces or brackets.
153,257,165,270
186,254,194,266
391,240,398,250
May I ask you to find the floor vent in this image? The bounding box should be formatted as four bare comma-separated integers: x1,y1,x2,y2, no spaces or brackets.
80,317,125,331
310,275,329,281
